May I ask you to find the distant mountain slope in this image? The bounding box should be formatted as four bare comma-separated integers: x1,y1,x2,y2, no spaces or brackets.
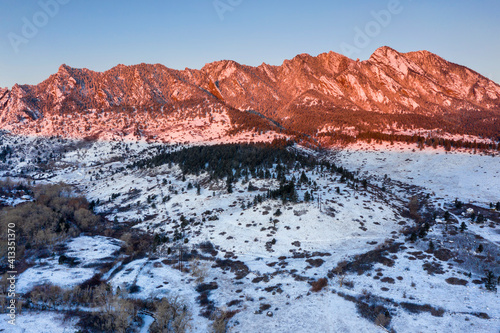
1,47,500,142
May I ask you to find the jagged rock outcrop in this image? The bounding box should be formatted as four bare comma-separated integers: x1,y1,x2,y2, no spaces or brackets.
1,47,499,141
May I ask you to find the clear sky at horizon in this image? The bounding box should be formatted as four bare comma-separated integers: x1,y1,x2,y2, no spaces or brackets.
1,0,499,88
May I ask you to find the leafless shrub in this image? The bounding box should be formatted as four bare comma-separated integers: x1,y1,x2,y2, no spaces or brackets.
375,313,391,327
149,297,192,333
400,302,445,317
26,281,137,332
74,208,99,231
343,280,354,289
190,258,210,283
337,292,393,329
408,195,421,220
210,309,237,333
310,278,328,292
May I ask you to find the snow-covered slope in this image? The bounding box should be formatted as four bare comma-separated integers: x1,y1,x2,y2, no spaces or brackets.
1,135,499,332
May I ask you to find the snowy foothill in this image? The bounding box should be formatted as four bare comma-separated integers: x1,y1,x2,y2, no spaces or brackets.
0,134,499,332
335,141,500,204
17,236,122,293
0,311,79,333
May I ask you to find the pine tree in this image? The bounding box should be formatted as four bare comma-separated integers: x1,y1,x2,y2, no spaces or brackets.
470,212,476,222
226,177,233,194
291,184,298,203
484,270,497,292
300,171,308,183
247,181,258,192
444,141,452,151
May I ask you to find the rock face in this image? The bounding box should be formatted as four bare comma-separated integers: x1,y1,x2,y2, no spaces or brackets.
1,46,500,141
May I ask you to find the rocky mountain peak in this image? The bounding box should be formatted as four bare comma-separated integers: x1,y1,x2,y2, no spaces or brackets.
1,47,499,141
0,87,8,97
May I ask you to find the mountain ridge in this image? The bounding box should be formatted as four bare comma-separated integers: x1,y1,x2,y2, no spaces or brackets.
1,47,500,142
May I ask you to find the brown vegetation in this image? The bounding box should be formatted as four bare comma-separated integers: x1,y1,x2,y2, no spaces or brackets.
0,182,101,271
310,278,328,292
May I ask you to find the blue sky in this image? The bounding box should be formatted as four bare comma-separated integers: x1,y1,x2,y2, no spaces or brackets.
1,0,499,88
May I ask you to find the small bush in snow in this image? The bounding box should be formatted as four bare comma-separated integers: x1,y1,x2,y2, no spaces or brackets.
310,278,328,292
